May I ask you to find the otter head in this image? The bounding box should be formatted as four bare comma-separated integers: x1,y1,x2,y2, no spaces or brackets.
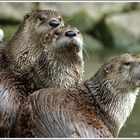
23,10,64,36
103,53,140,93
49,26,83,59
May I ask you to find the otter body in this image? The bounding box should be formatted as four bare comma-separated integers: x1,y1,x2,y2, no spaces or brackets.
0,26,84,137
14,54,140,138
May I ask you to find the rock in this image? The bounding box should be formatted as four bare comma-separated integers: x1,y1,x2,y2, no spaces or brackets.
0,3,36,20
0,3,136,21
106,11,140,37
106,10,140,52
65,11,95,32
39,2,134,20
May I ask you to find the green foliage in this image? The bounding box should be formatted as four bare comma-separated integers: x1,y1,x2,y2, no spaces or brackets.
107,20,140,53
87,18,116,49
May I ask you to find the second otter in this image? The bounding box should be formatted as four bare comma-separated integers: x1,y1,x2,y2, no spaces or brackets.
0,26,84,137
27,26,84,89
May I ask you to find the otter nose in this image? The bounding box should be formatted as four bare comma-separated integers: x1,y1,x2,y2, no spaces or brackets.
49,20,60,28
65,31,76,37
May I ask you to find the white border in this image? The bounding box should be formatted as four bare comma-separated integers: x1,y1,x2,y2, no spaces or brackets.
0,1,140,2
0,1,140,139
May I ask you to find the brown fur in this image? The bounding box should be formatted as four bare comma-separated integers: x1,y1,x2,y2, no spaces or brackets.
0,69,27,137
23,26,84,91
13,53,140,138
0,26,84,137
0,10,64,137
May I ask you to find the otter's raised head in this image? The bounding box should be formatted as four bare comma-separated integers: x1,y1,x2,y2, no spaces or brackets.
35,26,84,88
102,53,140,92
53,26,83,59
23,10,64,36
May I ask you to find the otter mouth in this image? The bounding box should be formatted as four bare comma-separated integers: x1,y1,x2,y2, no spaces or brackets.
56,37,83,54
65,42,80,53
133,77,140,87
129,76,140,87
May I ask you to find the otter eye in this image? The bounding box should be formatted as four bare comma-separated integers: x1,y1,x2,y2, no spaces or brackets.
59,18,62,21
55,32,59,36
25,14,30,19
123,62,131,66
39,17,45,21
77,31,80,35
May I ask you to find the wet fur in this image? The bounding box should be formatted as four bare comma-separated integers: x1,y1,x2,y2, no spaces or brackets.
13,54,140,138
0,26,84,137
0,10,64,137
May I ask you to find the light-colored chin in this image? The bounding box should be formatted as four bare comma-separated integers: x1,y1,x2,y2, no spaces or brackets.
56,37,83,57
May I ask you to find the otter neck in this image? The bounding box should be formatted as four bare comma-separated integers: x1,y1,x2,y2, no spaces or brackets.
32,48,84,89
6,21,43,70
84,72,138,137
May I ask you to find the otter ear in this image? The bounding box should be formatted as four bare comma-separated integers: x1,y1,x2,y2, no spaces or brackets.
24,12,31,20
104,64,113,74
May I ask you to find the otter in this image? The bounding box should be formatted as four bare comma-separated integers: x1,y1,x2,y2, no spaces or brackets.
14,53,140,138
0,10,64,70
26,26,84,90
0,26,84,137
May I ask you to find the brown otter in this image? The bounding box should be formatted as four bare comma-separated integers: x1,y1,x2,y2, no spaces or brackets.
0,10,64,70
26,26,84,90
14,53,140,138
0,26,84,137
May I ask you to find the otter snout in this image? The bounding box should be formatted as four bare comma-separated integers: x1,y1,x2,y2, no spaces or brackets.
54,26,83,58
49,20,60,28
132,67,140,76
65,31,77,37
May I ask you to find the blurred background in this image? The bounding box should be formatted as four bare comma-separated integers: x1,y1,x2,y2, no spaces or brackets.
0,2,140,138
